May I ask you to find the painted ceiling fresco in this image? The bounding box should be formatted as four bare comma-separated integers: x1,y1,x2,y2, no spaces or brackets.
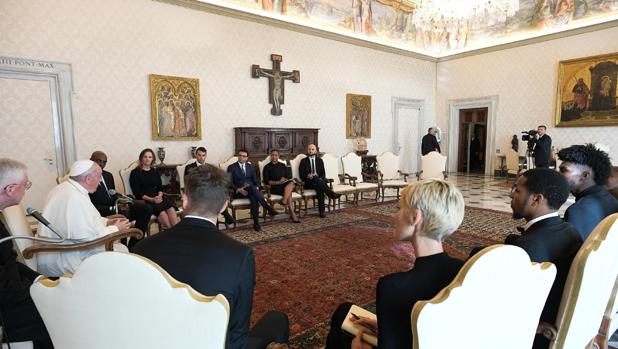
198,0,618,57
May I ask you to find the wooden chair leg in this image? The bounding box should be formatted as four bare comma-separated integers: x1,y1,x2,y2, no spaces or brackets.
232,208,237,228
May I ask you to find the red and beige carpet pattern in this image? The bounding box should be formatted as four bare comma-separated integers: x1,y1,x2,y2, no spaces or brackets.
226,202,523,348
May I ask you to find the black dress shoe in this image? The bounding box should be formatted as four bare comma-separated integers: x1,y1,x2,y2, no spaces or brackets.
268,208,278,217
319,212,326,218
253,223,262,232
291,219,301,223
224,215,235,225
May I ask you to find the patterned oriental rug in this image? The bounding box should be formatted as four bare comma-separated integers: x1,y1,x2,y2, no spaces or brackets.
225,202,523,348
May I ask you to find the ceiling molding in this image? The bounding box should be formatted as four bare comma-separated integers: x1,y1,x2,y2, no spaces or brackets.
437,19,618,62
155,0,618,63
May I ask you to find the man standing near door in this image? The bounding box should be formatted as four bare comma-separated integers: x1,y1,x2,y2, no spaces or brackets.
421,128,441,156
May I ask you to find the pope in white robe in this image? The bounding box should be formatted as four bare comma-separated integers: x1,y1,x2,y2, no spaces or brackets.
37,160,130,276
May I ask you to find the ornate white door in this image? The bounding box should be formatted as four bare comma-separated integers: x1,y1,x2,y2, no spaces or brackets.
397,107,420,173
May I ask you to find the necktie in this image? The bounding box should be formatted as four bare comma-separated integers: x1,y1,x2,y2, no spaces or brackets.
311,158,316,174
241,164,246,176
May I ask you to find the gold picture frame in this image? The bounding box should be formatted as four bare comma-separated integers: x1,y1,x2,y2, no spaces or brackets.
150,74,202,140
555,52,618,127
346,94,371,138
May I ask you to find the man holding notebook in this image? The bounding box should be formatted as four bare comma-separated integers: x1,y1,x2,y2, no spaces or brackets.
324,179,466,348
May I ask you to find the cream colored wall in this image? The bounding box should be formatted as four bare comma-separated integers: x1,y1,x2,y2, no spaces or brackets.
437,26,618,165
0,0,436,184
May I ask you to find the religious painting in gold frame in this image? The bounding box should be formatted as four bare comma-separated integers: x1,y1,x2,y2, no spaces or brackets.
346,94,371,138
556,52,618,127
150,74,201,140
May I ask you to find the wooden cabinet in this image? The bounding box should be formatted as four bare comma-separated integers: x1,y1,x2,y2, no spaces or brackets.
234,127,319,164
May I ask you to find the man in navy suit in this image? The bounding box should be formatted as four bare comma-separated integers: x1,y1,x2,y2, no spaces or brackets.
227,149,277,231
532,125,552,168
134,164,289,349
558,144,618,240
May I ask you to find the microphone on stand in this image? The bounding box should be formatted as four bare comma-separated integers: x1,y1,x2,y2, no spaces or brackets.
0,208,65,245
108,189,133,203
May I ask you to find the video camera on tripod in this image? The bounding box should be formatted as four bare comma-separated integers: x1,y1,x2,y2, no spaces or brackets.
520,129,539,169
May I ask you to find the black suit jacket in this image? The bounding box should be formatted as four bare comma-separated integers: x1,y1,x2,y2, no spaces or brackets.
89,170,117,217
421,134,441,155
533,134,552,167
565,185,618,240
184,161,199,179
133,217,255,349
0,220,39,310
507,216,582,325
227,162,259,190
299,156,326,182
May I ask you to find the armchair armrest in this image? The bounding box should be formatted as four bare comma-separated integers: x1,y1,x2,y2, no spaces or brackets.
23,228,144,259
536,322,557,341
325,177,335,189
263,184,272,198
415,170,423,180
361,172,378,182
342,173,357,186
293,178,305,194
398,170,410,181
443,171,449,180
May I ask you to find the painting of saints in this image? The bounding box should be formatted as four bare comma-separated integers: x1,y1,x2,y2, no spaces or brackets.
346,94,371,138
150,74,201,140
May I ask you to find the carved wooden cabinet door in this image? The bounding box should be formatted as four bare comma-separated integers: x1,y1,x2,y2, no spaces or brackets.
296,130,317,152
271,131,294,158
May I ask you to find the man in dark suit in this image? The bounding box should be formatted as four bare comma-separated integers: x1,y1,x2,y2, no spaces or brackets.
558,144,618,240
532,125,552,168
227,149,276,231
421,127,441,156
507,168,582,349
184,147,234,226
0,158,53,349
299,144,340,218
88,151,152,249
134,164,289,349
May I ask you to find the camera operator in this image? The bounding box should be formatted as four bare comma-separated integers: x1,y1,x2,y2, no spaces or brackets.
531,125,552,168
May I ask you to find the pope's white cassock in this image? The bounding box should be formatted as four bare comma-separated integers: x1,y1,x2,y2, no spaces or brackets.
37,178,120,276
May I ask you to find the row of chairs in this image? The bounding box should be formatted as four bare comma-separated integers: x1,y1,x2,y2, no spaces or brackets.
175,151,447,226
7,212,618,349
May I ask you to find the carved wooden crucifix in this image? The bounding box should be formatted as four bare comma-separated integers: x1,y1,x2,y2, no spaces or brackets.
251,54,300,116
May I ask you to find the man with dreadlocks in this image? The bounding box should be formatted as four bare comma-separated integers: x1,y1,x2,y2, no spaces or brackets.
558,144,618,240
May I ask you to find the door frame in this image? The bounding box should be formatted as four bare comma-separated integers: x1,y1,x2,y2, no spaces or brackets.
0,56,77,176
391,97,425,171
447,95,498,175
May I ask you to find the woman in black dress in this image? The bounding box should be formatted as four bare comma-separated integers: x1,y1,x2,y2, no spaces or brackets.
129,148,179,229
263,149,300,223
324,179,466,349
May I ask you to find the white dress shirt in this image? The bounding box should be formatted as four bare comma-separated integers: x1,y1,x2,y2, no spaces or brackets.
524,212,560,231
37,179,119,276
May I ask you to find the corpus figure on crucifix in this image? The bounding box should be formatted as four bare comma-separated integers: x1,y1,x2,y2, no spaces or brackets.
252,54,300,116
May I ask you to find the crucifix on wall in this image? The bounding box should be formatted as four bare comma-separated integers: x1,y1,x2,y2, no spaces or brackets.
251,54,300,116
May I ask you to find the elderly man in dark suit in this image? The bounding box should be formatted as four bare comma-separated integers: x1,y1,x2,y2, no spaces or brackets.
532,125,552,168
299,144,340,218
227,149,277,231
421,127,441,156
507,168,582,349
134,164,289,349
88,151,153,249
558,144,618,240
0,158,53,349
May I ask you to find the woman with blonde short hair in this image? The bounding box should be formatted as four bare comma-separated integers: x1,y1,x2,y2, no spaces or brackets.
325,179,466,349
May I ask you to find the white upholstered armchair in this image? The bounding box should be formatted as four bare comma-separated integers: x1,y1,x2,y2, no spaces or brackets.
416,152,447,181
412,245,556,349
340,152,379,204
30,252,230,349
376,151,410,202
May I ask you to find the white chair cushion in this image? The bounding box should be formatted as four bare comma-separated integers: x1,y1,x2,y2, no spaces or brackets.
291,192,303,199
302,189,317,197
355,182,378,190
383,180,408,187
269,194,283,201
231,198,251,206
332,184,356,193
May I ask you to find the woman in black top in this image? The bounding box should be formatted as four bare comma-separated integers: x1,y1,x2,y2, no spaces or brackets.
263,149,300,223
325,179,466,349
129,148,178,229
